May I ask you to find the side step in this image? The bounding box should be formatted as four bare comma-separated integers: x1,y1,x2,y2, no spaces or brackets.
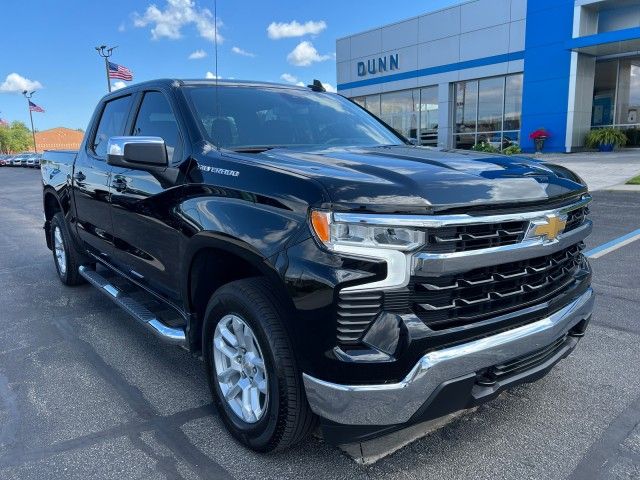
78,265,187,346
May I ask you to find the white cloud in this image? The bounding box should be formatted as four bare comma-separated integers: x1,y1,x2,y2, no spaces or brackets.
280,73,298,83
286,41,331,67
321,82,336,93
0,73,43,93
133,0,223,43
189,49,207,60
112,81,127,91
205,71,220,79
231,46,255,57
267,20,326,39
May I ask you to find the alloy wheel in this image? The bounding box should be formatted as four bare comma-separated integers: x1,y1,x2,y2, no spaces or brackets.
213,314,268,423
53,226,67,275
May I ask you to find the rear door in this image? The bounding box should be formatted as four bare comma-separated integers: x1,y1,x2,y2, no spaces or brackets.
109,90,186,302
73,94,133,258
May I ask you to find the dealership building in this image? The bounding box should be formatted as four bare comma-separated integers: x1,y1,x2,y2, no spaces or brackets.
336,0,640,152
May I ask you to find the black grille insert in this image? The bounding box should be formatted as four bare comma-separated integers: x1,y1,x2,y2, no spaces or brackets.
411,243,585,331
478,334,569,385
336,291,382,345
565,206,589,232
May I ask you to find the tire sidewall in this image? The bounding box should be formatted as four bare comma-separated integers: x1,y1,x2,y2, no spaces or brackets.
203,290,284,450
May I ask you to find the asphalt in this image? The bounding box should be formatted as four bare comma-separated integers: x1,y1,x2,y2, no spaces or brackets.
1,166,639,479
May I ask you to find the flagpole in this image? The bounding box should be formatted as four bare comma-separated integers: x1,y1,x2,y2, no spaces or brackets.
22,90,38,153
95,45,118,93
105,57,111,92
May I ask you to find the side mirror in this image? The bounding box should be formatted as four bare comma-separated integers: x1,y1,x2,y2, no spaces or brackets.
107,136,168,168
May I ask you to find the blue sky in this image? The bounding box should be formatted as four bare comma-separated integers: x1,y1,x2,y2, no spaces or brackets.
0,0,460,131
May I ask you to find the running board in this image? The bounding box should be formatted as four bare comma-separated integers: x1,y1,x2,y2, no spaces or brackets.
78,265,187,346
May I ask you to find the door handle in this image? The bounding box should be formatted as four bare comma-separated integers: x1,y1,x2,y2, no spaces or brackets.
73,171,86,182
112,177,127,192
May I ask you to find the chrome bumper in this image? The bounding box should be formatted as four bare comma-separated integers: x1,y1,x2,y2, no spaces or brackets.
303,288,594,426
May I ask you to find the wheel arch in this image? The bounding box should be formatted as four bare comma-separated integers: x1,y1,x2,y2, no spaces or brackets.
182,232,296,354
43,188,65,250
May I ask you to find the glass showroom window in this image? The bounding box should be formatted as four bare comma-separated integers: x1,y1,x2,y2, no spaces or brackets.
351,95,381,117
615,58,640,127
380,90,419,142
590,57,640,147
354,88,439,145
419,86,439,146
454,74,523,150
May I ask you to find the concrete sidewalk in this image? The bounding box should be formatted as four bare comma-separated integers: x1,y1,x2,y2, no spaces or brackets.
530,150,640,191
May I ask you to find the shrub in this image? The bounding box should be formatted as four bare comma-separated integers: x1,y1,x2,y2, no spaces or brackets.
623,128,640,147
471,141,499,153
503,145,522,155
585,128,628,149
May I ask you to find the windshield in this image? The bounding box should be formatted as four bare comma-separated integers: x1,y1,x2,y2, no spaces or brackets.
185,85,404,150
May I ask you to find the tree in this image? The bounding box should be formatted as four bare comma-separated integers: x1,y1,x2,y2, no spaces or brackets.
0,121,33,153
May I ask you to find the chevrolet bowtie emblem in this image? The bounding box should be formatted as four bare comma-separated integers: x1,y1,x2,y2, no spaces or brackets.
533,215,567,241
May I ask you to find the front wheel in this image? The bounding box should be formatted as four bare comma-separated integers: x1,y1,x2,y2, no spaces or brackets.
50,212,86,286
203,278,317,452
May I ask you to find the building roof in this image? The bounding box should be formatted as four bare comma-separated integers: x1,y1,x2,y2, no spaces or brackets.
35,127,84,151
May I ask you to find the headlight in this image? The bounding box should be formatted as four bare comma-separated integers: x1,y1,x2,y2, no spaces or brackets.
310,210,425,251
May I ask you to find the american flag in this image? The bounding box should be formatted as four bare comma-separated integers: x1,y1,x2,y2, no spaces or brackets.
29,101,44,113
0,118,8,126
108,61,133,81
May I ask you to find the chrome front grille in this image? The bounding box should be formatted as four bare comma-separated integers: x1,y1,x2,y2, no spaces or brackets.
421,220,528,253
336,291,382,345
333,195,591,347
411,243,585,330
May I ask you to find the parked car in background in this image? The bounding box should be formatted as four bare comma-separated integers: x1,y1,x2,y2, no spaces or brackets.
26,153,42,168
11,154,27,166
0,154,10,166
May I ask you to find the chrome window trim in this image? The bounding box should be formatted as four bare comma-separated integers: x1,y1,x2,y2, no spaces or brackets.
333,194,591,228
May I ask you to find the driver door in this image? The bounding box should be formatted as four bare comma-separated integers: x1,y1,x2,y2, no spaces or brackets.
109,90,186,302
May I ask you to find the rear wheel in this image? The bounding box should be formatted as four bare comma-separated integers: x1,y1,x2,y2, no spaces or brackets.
50,212,86,286
203,278,317,452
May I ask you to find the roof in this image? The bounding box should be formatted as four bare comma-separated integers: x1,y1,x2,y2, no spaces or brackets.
102,78,314,99
35,127,84,151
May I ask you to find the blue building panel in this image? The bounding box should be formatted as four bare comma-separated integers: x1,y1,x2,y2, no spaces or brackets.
520,0,575,153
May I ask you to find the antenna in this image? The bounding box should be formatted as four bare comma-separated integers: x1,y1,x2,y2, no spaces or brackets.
213,0,221,151
308,79,326,92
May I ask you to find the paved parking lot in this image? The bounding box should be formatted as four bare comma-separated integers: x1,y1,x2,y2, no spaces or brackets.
1,166,639,479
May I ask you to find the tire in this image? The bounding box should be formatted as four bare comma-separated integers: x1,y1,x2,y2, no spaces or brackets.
203,278,317,452
50,212,86,286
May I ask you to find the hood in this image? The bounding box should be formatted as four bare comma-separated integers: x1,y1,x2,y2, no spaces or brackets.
253,145,586,212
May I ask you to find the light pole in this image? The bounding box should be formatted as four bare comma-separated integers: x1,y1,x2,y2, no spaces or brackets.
22,90,38,153
95,45,117,92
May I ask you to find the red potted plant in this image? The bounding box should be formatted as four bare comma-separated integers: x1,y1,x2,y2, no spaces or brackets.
529,128,550,153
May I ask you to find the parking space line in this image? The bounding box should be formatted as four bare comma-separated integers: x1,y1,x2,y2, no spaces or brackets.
584,228,640,259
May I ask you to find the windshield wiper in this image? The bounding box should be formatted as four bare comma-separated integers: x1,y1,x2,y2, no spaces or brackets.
231,145,287,153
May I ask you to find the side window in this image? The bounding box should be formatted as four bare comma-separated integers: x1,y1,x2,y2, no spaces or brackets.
132,91,181,162
91,95,132,158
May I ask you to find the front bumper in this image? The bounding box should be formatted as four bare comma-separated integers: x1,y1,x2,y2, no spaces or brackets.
303,287,593,430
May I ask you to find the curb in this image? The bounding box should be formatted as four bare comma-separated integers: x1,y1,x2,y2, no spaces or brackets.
603,184,640,192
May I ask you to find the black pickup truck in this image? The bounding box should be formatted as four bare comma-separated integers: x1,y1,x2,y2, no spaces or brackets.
41,79,594,452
